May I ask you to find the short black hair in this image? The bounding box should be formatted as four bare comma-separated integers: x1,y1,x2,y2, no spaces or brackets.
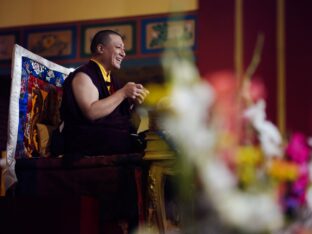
90,30,123,54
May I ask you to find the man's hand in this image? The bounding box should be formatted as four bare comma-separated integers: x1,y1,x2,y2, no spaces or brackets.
134,84,149,104
122,82,149,104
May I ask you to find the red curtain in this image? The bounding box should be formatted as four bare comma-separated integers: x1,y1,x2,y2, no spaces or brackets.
197,0,312,136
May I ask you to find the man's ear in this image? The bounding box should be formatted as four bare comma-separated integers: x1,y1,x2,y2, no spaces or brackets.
96,44,105,54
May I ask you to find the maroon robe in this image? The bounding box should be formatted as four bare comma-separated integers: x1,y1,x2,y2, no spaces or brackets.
60,60,140,156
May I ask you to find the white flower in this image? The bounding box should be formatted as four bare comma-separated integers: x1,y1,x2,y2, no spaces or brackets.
307,186,312,211
244,99,282,157
200,159,283,233
162,50,200,85
218,191,283,232
160,81,215,160
201,158,237,193
160,50,216,160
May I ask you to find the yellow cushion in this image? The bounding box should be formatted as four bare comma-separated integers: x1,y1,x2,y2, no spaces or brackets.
36,123,56,157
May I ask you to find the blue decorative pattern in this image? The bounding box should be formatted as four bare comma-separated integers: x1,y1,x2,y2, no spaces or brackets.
15,57,67,158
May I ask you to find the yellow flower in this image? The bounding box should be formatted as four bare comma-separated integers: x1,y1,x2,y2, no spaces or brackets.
236,145,263,166
234,146,263,187
267,159,299,181
237,165,257,186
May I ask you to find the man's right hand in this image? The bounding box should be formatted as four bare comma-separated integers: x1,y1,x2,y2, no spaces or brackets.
123,82,149,104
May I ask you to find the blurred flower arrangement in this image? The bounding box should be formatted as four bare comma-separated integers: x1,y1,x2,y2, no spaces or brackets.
141,34,312,233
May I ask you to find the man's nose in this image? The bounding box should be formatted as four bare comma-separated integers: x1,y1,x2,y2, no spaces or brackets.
121,49,126,57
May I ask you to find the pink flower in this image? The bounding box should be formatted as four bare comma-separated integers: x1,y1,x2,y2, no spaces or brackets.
286,133,310,164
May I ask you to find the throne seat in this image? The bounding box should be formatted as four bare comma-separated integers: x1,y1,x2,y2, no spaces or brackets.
1,44,146,234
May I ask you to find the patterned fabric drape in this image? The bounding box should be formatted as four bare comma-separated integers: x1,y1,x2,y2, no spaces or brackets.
4,44,73,190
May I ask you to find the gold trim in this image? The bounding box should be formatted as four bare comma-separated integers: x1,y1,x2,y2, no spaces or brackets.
235,0,244,86
277,0,286,137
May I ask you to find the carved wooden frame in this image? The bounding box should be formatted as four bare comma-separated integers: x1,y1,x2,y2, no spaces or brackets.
147,160,177,233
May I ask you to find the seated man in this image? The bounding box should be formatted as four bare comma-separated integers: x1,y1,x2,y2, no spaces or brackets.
55,29,148,157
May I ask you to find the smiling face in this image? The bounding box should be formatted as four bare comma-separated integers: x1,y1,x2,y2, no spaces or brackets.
95,34,126,71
